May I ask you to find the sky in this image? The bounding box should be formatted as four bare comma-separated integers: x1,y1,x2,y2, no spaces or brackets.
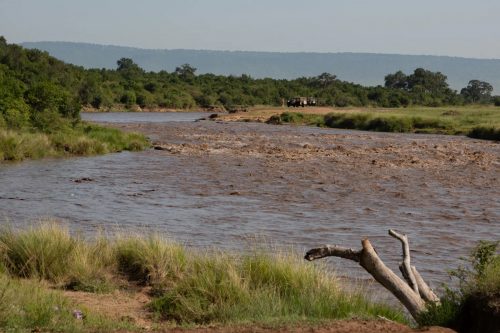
1,0,499,59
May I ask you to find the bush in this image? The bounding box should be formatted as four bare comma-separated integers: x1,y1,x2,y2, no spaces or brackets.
366,117,413,132
324,113,371,129
467,126,500,141
494,96,500,107
280,112,304,123
417,241,500,331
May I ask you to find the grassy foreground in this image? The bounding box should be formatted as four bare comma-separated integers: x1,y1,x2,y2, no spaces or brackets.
264,106,500,140
0,222,406,331
0,123,149,162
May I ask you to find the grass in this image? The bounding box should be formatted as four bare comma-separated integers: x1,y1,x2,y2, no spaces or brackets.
0,222,407,330
0,123,149,162
272,106,500,140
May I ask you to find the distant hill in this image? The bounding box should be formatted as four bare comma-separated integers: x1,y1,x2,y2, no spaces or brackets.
21,41,500,94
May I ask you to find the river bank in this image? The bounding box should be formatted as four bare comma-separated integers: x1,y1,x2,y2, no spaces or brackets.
0,222,459,332
216,105,500,140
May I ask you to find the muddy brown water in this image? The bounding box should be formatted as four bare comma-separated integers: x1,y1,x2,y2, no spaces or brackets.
0,112,499,293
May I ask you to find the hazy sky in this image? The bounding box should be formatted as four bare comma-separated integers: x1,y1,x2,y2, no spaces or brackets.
1,0,499,58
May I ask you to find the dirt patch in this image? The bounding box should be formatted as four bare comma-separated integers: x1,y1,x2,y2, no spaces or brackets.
124,320,455,333
64,287,154,329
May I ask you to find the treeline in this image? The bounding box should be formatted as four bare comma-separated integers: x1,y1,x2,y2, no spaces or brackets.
1,36,499,131
74,60,500,110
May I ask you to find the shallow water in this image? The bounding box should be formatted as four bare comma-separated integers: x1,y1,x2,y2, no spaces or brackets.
1,112,499,290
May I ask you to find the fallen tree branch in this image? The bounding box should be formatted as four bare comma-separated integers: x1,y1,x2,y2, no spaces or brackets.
388,229,419,294
304,231,442,320
304,245,361,262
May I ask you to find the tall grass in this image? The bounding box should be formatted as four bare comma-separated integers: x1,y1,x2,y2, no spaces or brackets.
150,250,404,324
0,222,406,326
0,123,149,162
273,106,500,140
0,130,54,161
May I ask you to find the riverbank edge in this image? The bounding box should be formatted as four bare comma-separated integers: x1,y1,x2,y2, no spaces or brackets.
0,221,423,332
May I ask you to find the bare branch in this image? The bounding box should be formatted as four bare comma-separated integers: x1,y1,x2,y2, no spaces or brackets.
411,266,440,303
389,229,419,294
304,245,361,262
358,239,425,318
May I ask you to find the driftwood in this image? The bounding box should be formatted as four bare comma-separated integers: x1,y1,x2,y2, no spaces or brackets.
304,229,439,319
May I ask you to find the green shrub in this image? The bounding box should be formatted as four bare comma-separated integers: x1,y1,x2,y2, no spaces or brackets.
280,112,304,123
411,117,451,131
467,126,500,141
0,274,134,331
366,117,413,132
417,241,500,329
323,113,371,129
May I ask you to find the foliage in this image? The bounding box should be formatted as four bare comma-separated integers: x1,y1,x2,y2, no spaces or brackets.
460,80,493,103
384,68,459,106
416,241,500,329
0,37,149,161
2,37,494,116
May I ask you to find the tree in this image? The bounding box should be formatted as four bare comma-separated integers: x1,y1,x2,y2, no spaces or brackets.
460,80,493,103
175,63,197,80
384,70,408,90
116,58,144,81
314,73,337,88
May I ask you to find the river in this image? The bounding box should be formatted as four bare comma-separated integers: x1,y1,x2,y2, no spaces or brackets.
0,112,498,290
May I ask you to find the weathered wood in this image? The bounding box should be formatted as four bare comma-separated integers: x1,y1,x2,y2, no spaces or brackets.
411,265,440,303
388,229,419,294
304,231,442,320
304,245,361,262
358,239,425,318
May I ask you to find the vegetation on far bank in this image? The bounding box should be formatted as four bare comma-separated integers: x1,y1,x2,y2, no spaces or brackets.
0,222,406,331
0,37,149,161
266,106,500,141
3,36,500,114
